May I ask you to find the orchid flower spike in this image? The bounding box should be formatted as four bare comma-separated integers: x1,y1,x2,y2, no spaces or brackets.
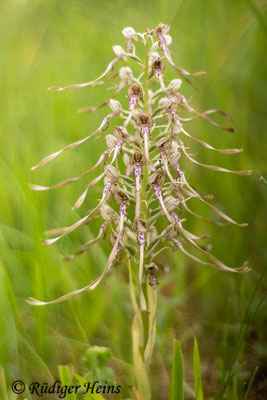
28,23,251,309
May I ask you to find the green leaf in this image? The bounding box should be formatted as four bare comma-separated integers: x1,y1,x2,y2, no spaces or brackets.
58,365,77,400
193,338,204,400
74,373,105,400
243,366,258,400
0,366,8,400
132,309,151,400
260,176,267,186
171,340,184,400
144,277,157,365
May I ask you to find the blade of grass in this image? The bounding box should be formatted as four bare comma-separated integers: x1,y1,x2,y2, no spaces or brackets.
0,366,8,400
144,277,157,365
74,373,105,400
259,176,267,186
170,340,184,400
232,374,238,400
193,338,203,400
132,309,151,400
58,366,77,400
243,366,258,400
217,265,267,399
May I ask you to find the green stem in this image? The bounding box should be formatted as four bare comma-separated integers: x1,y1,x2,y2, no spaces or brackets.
130,35,155,399
144,38,149,114
140,37,149,221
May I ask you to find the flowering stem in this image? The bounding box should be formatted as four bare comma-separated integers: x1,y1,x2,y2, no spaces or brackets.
28,22,250,397
140,37,150,220
132,35,153,399
144,38,149,114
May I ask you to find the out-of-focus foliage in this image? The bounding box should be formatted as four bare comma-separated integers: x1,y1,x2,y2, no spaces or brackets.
0,0,266,398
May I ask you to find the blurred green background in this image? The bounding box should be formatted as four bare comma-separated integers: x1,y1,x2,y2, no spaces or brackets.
0,0,266,399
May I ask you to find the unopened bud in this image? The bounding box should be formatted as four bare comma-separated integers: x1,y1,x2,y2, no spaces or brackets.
165,35,172,46
157,138,172,152
119,66,133,81
100,204,118,222
110,231,127,248
106,134,118,149
105,165,119,179
158,97,172,109
113,126,128,140
169,142,182,167
164,224,178,240
122,27,137,39
132,218,148,232
168,79,182,92
109,99,122,114
171,123,182,135
164,196,178,212
112,45,126,59
114,190,129,204
150,171,166,187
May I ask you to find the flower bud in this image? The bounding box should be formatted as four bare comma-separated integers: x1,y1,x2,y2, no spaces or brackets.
164,224,178,240
150,171,166,187
168,101,178,112
168,79,182,92
100,204,118,222
171,123,182,135
165,35,172,46
175,93,186,104
105,165,119,179
119,66,133,81
112,45,126,59
158,97,172,109
106,134,117,149
113,126,128,140
169,141,181,167
122,27,137,39
114,190,129,204
110,230,127,247
132,218,148,232
157,138,172,152
109,99,122,114
164,196,178,212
